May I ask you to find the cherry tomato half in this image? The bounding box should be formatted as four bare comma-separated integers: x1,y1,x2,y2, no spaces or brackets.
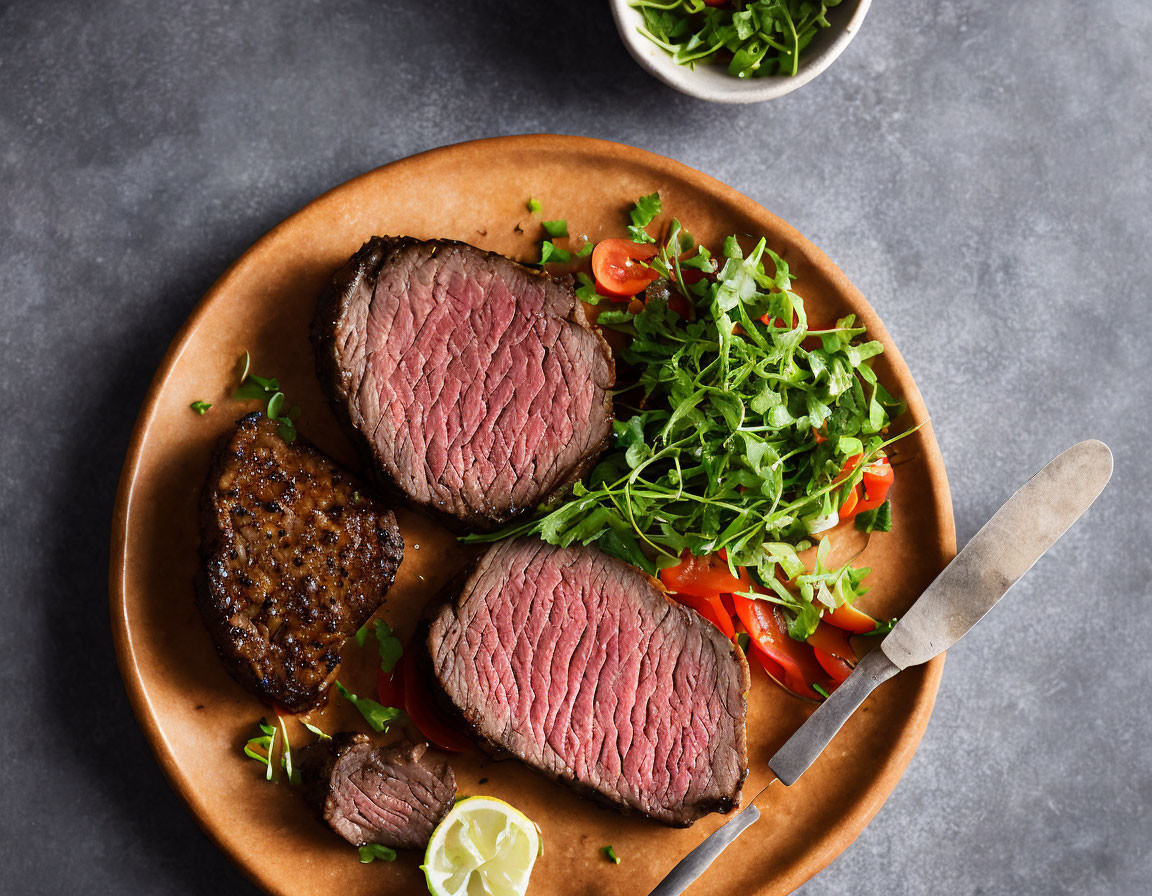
399,650,472,753
659,550,751,599
670,591,737,641
591,238,659,298
824,602,880,634
853,456,895,515
733,595,835,699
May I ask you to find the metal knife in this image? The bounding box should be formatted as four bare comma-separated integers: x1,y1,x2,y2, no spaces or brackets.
649,439,1113,896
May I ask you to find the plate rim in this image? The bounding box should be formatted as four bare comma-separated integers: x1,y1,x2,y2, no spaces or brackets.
109,133,955,896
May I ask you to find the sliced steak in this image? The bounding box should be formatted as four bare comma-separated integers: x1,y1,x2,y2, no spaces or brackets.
300,733,456,850
312,237,614,531
197,413,404,712
427,538,750,827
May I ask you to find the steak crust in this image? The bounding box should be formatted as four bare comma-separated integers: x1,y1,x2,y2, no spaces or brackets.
197,414,404,712
427,538,750,827
311,236,614,531
299,733,455,850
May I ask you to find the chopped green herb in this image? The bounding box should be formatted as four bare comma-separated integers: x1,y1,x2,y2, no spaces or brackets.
190,400,212,415
855,499,893,533
575,272,606,305
372,619,403,674
542,219,568,238
527,198,542,214
359,844,398,863
865,617,897,637
278,716,301,785
233,379,270,401
627,192,662,243
812,683,832,700
243,719,278,781
576,242,594,258
302,720,331,741
233,355,301,443
737,632,750,653
242,717,299,783
539,241,571,265
335,681,402,733
601,845,621,864
354,622,369,647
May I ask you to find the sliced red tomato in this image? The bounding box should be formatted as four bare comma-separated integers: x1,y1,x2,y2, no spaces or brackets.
811,647,851,683
671,592,736,641
591,238,659,299
807,621,856,684
825,602,879,634
733,595,835,699
377,666,404,708
659,550,750,599
839,485,859,518
399,650,471,753
853,456,894,515
753,650,788,684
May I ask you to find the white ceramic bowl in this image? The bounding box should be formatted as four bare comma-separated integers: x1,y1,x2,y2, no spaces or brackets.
610,0,871,103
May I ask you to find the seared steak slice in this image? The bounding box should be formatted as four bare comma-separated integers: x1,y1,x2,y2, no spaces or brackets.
312,236,614,531
300,733,455,849
197,414,403,712
427,538,750,827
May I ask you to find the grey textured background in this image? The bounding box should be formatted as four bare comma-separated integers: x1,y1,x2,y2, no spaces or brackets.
2,0,1149,893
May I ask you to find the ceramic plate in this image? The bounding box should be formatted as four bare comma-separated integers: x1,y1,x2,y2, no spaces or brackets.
110,135,955,896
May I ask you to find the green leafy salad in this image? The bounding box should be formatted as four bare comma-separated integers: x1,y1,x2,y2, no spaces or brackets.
631,0,844,79
471,194,911,647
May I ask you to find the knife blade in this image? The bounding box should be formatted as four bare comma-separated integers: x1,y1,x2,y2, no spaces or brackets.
648,440,1112,896
770,438,1112,784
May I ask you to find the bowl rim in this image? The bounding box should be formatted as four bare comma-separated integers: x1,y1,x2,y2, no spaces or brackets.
609,0,872,103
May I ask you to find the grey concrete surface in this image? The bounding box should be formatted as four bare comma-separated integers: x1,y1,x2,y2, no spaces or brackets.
1,1,1149,893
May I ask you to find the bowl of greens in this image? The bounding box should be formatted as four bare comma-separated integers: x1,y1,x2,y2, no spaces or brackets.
610,0,871,103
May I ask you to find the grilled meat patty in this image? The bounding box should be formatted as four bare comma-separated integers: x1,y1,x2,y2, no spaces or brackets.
197,413,404,712
311,236,615,531
299,733,456,850
427,538,750,827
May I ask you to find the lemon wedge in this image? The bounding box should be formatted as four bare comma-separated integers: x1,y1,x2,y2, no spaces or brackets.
422,796,542,896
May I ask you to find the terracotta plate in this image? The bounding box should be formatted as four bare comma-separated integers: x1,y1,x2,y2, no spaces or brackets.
110,135,955,896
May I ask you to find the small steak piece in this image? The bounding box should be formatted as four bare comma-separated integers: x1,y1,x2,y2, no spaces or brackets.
312,236,614,531
300,733,456,850
427,538,750,827
197,413,404,712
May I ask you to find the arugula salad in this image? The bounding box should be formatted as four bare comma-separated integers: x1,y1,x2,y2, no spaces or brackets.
472,192,910,701
631,0,844,79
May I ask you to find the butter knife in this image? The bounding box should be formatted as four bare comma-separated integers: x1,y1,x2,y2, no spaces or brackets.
649,439,1113,896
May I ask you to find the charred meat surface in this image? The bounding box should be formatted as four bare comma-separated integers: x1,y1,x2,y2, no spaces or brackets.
197,414,404,712
312,236,615,531
427,538,750,827
300,733,456,850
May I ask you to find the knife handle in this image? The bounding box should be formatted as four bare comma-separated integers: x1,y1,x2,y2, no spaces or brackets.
648,802,763,896
767,648,900,785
